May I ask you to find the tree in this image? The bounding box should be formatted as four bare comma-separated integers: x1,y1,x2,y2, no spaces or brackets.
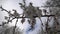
44,0,60,34
45,0,60,7
0,0,59,34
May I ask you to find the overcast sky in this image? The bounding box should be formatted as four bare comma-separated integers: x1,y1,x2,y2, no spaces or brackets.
0,0,54,34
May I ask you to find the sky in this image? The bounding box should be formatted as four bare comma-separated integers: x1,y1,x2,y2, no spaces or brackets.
0,0,54,34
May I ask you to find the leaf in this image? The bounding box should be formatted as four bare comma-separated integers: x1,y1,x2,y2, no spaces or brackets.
21,18,25,24
0,6,4,11
0,25,2,26
2,22,7,26
43,9,47,15
12,9,20,17
19,3,23,6
9,14,13,17
5,16,8,20
8,20,12,22
28,20,30,24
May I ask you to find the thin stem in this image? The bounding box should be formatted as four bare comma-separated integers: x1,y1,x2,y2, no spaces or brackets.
39,18,44,34
45,17,50,34
13,18,18,34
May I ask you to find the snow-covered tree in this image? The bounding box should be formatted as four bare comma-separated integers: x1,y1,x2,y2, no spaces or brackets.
0,0,60,34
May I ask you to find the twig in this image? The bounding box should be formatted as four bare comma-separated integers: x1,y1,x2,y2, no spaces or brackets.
13,18,18,34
